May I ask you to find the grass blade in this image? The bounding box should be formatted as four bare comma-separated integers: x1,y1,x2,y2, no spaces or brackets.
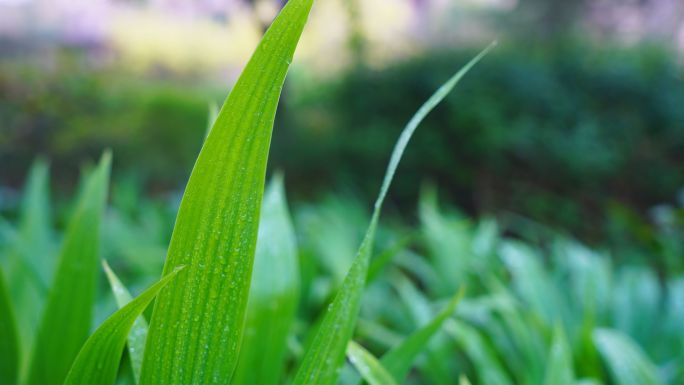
138,1,313,383
292,42,496,385
347,341,398,385
3,159,52,363
232,175,299,385
593,328,664,385
381,290,464,382
499,241,567,326
14,159,52,282
445,319,514,385
102,260,149,383
543,325,575,385
0,267,19,385
63,266,185,385
26,152,111,385
367,235,413,283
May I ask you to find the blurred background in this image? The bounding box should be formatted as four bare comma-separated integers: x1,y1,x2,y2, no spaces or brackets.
1,0,684,272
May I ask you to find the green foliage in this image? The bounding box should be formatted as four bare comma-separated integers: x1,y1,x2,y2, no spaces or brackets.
138,1,313,383
3,42,682,265
2,159,53,365
63,266,184,385
102,260,149,382
381,290,463,382
0,67,210,187
446,319,514,385
291,43,495,385
1,154,681,385
26,153,110,385
347,341,398,385
232,175,299,385
0,267,18,385
543,326,574,385
278,43,684,262
0,6,680,385
594,329,664,385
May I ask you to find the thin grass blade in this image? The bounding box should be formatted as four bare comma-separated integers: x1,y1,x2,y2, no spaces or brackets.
138,1,313,383
292,42,496,385
593,328,663,385
4,159,52,362
102,260,149,383
543,325,575,385
347,341,398,385
63,266,185,385
25,152,111,385
232,175,299,385
381,290,464,382
445,319,514,385
0,267,19,385
380,290,464,383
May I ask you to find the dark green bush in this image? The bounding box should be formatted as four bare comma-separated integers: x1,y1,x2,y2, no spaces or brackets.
2,42,682,254
276,42,684,246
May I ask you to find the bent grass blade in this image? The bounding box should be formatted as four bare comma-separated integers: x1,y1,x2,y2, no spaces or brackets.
102,260,149,383
347,341,398,385
63,266,185,385
292,42,496,385
381,290,464,382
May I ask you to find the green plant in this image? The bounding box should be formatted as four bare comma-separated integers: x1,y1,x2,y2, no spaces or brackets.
0,1,496,384
3,1,679,384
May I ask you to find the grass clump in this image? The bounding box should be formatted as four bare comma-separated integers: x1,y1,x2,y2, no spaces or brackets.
0,1,681,385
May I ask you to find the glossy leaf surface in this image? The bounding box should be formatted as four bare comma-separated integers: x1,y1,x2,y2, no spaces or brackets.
139,1,313,383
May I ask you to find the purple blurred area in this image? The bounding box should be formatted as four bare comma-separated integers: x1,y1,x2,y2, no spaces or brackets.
1,0,683,75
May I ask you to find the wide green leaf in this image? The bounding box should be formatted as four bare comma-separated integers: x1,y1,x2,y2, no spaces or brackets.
347,341,398,385
232,175,299,385
102,260,149,383
292,42,496,385
63,266,185,385
138,1,313,384
0,267,19,385
593,328,663,385
26,152,111,385
381,290,464,382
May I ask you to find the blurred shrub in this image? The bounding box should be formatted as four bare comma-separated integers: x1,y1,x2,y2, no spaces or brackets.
2,42,683,248
0,55,213,189
276,41,684,244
